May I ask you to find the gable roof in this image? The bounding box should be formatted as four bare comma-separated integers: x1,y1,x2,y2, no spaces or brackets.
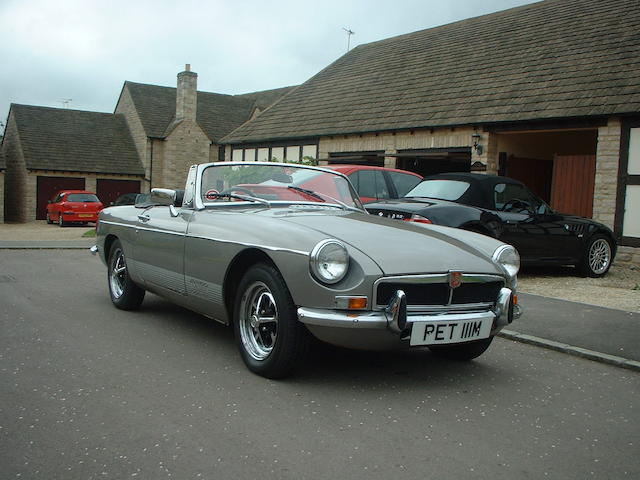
9,104,144,175
123,81,296,141
222,0,640,144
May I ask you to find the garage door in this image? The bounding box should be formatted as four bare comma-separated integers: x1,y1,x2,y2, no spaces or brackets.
96,179,141,206
36,176,85,220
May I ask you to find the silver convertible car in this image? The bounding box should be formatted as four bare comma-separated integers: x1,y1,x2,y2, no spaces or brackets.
92,162,522,378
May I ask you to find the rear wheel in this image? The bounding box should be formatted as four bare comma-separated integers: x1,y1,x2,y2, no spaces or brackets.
108,239,145,310
429,337,494,361
579,234,613,277
233,263,309,378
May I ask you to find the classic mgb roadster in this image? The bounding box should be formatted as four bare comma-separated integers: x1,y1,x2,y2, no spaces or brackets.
92,162,522,378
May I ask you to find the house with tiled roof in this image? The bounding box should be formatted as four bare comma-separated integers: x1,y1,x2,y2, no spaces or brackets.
221,0,640,263
114,66,295,191
0,66,294,222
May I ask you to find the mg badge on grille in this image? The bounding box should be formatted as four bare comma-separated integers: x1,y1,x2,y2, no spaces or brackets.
448,271,463,289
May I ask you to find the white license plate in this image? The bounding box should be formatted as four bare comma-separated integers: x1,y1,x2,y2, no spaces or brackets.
410,318,492,346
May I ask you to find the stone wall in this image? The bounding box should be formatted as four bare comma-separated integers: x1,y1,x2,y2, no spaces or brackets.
593,117,621,229
0,171,4,223
318,127,497,173
160,121,210,190
115,86,151,192
2,109,29,222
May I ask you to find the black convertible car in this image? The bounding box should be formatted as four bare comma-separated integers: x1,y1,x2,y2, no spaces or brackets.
365,172,616,277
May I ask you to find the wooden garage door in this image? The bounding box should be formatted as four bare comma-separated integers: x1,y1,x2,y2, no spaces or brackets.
36,176,85,220
96,179,141,206
550,154,596,218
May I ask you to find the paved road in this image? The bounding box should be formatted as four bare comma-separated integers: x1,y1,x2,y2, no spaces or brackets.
1,251,639,479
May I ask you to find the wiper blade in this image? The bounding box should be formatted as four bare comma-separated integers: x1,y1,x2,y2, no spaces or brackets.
287,186,359,212
287,186,325,202
206,192,271,207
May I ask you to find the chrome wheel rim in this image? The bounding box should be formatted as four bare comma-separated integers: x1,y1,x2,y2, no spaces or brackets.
58,215,63,226
589,239,611,275
239,281,278,361
109,248,127,299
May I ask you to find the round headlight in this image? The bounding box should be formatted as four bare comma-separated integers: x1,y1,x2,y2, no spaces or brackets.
492,244,520,279
309,239,349,284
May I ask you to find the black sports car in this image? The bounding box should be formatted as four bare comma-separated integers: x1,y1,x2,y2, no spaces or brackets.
365,172,616,277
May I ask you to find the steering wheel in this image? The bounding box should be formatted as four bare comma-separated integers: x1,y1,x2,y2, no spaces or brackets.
220,187,255,196
500,198,531,213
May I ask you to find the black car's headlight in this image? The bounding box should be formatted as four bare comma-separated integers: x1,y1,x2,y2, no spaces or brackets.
492,244,520,280
309,239,349,284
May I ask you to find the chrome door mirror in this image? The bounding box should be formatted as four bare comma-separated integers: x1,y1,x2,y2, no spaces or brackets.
150,188,180,217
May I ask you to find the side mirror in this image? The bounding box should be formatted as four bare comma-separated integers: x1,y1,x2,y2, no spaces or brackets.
150,188,179,217
48,200,52,204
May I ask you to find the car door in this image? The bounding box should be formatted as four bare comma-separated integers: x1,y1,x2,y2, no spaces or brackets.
492,182,578,263
133,205,189,295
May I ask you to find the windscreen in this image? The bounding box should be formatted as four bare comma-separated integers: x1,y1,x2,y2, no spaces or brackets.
200,164,363,209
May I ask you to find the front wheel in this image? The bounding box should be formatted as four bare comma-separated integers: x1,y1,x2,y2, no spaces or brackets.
428,337,494,361
46,213,53,224
579,234,613,277
108,239,145,310
58,213,65,227
233,263,309,378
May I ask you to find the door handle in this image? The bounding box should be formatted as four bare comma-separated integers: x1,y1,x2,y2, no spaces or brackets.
137,214,150,223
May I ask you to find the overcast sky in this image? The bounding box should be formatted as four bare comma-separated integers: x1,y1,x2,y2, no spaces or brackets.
0,0,535,132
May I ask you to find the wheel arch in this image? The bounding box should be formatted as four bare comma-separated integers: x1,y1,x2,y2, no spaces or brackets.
223,248,281,322
104,234,119,260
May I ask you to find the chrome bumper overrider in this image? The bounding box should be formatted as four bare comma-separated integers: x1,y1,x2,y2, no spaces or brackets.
297,287,521,335
90,245,99,255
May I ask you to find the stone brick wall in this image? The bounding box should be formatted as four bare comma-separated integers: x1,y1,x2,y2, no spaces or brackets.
2,109,29,222
0,171,4,223
318,127,496,172
160,122,210,190
115,86,151,191
593,117,621,229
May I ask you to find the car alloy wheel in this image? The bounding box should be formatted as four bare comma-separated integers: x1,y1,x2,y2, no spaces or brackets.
588,237,611,276
58,214,65,227
238,281,278,361
233,263,309,378
107,239,145,310
109,247,127,299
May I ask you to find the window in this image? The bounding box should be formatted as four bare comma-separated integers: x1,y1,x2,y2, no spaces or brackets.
286,146,300,162
67,194,100,202
244,149,256,162
257,148,270,162
387,171,422,197
271,147,284,161
406,180,470,201
302,145,317,160
493,183,543,213
232,149,243,162
353,170,388,200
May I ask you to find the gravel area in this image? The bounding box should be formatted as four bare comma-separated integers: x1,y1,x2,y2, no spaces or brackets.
2,221,639,312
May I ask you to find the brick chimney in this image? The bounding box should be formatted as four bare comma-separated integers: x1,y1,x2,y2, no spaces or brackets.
176,64,197,121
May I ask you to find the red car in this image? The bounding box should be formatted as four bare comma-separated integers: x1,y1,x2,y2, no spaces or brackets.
46,190,104,227
325,165,422,204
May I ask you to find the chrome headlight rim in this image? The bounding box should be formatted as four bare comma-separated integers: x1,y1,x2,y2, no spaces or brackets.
492,244,520,280
309,239,349,285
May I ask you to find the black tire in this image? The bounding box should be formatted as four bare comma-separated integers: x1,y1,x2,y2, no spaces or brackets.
107,239,145,310
46,213,53,224
233,263,309,378
578,234,613,278
428,336,494,361
58,213,65,227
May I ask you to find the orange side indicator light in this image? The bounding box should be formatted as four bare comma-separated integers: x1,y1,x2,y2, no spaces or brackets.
513,295,518,305
349,297,368,310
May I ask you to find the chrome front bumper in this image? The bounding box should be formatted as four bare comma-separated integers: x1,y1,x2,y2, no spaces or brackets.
298,287,521,347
